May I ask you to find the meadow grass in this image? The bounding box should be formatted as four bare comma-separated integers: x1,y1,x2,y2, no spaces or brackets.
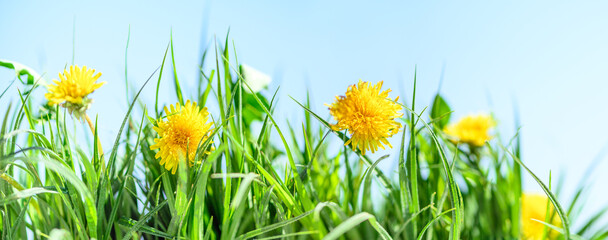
1,32,608,240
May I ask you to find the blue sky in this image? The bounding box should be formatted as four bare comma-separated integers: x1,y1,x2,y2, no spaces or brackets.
2,1,608,225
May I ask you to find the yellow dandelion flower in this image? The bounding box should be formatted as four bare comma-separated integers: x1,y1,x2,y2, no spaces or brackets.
521,193,562,240
150,100,214,174
328,80,403,155
444,114,494,147
45,65,105,120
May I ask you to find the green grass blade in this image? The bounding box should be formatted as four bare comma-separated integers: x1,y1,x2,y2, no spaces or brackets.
361,155,389,212
97,66,159,238
155,43,170,118
26,155,97,239
394,203,435,236
106,67,159,177
501,144,570,239
0,189,48,205
170,29,184,105
10,197,32,238
203,216,214,240
408,69,420,235
102,111,146,240
116,219,173,239
236,210,313,240
322,212,392,240
226,66,313,214
257,231,319,240
120,200,169,240
289,96,395,193
0,79,15,101
124,25,131,103
222,173,258,240
533,220,584,240
395,101,464,240
417,208,455,240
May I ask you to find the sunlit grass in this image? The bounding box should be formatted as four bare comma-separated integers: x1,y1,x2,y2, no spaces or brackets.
1,32,607,240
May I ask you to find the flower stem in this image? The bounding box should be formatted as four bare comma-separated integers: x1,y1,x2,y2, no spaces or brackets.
85,114,104,158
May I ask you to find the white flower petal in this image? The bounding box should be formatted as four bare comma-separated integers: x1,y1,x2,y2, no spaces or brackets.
240,64,271,93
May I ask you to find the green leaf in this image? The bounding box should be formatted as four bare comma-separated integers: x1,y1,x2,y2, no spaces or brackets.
430,94,451,129
0,59,43,85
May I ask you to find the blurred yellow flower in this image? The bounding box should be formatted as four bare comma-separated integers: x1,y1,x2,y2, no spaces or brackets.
327,80,402,155
444,114,494,147
521,193,562,240
150,100,214,174
45,65,105,120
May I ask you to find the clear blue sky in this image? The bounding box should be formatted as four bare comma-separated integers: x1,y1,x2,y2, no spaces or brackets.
2,1,608,226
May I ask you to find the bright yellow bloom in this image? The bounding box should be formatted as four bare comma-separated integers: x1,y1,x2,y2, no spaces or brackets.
328,80,403,155
150,100,214,174
444,114,494,147
521,193,562,240
45,65,105,120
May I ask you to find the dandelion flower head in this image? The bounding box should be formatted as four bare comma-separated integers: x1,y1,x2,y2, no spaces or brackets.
45,65,105,120
444,113,494,147
328,80,403,155
150,100,214,174
521,193,562,240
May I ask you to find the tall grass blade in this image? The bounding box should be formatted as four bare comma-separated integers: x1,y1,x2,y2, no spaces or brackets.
501,144,570,239
170,30,184,105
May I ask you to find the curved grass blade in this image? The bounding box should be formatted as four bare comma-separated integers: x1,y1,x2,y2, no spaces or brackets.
394,101,464,240
117,218,173,239
0,79,15,101
501,144,570,239
222,173,258,240
102,111,146,240
155,43,170,118
361,155,389,212
97,66,159,238
25,155,97,239
257,231,319,240
0,59,43,85
408,70,421,236
226,65,312,215
107,66,159,177
533,220,584,240
394,203,435,236
120,200,169,240
9,197,32,238
289,96,396,195
0,188,56,205
417,208,455,240
236,210,313,240
322,212,392,240
170,30,184,105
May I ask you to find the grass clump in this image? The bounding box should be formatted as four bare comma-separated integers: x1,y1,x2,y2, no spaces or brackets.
1,32,607,240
